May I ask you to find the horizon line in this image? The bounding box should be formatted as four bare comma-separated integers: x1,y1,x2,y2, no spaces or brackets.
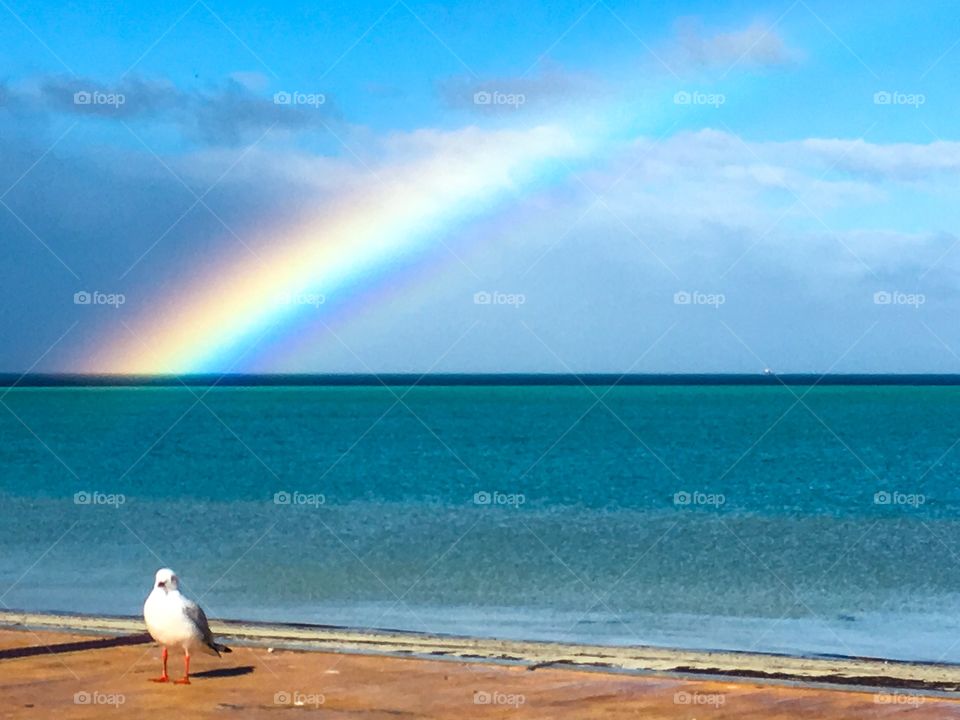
3,372,960,387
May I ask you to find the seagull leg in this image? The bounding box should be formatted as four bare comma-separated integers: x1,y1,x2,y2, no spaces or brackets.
150,647,169,682
174,650,191,684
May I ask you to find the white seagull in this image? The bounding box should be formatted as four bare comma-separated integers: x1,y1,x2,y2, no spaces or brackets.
143,568,231,684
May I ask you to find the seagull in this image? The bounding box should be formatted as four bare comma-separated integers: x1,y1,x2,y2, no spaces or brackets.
143,568,232,684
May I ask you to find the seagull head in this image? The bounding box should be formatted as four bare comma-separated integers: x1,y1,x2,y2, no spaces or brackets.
153,568,179,593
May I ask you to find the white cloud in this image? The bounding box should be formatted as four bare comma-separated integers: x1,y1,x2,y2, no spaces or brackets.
485,129,960,300
799,138,960,180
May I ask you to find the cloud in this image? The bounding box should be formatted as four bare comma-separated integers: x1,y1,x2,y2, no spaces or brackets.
436,19,796,119
587,130,884,224
799,138,960,181
2,96,958,373
37,75,181,117
599,129,960,207
188,82,334,145
0,117,584,371
228,71,270,92
311,139,959,375
438,64,606,115
8,74,339,146
515,129,960,291
668,18,798,71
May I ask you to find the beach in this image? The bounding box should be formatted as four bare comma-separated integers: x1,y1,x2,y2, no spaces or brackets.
3,615,960,718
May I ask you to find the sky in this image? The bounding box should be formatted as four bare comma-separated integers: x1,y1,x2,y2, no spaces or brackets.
1,0,959,374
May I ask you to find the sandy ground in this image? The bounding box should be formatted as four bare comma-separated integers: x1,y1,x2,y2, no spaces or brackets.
3,628,960,718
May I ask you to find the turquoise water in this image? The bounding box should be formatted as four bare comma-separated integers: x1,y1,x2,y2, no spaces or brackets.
2,385,960,661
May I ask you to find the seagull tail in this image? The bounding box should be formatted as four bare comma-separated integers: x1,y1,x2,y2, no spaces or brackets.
208,641,232,656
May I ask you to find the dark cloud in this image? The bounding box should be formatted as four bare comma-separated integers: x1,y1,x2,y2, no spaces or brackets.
6,74,339,146
37,75,181,118
0,120,332,369
189,81,335,145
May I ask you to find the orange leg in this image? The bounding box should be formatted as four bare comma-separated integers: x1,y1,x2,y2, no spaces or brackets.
150,647,169,682
174,651,191,684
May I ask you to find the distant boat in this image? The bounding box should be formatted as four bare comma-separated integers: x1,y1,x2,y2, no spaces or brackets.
762,368,775,376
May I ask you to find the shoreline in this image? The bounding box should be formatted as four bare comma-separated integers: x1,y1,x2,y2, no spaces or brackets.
4,625,960,719
3,610,959,694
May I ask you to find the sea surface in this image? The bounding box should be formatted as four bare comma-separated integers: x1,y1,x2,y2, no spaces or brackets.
2,383,960,662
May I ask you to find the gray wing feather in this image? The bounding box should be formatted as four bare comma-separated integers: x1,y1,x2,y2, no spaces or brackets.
182,598,231,654
183,599,215,644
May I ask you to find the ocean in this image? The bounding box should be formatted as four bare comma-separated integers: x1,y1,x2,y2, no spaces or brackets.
2,382,960,662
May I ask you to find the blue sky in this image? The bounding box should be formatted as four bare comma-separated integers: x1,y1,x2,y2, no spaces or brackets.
2,0,959,372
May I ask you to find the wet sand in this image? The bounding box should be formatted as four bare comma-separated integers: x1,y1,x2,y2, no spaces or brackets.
6,611,960,690
3,626,960,718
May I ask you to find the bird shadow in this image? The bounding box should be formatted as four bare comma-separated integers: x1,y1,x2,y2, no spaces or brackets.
192,666,255,679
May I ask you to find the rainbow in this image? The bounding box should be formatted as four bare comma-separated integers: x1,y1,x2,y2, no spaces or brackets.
95,124,585,374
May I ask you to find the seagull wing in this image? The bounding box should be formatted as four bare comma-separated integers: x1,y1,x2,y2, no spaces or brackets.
183,598,231,655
